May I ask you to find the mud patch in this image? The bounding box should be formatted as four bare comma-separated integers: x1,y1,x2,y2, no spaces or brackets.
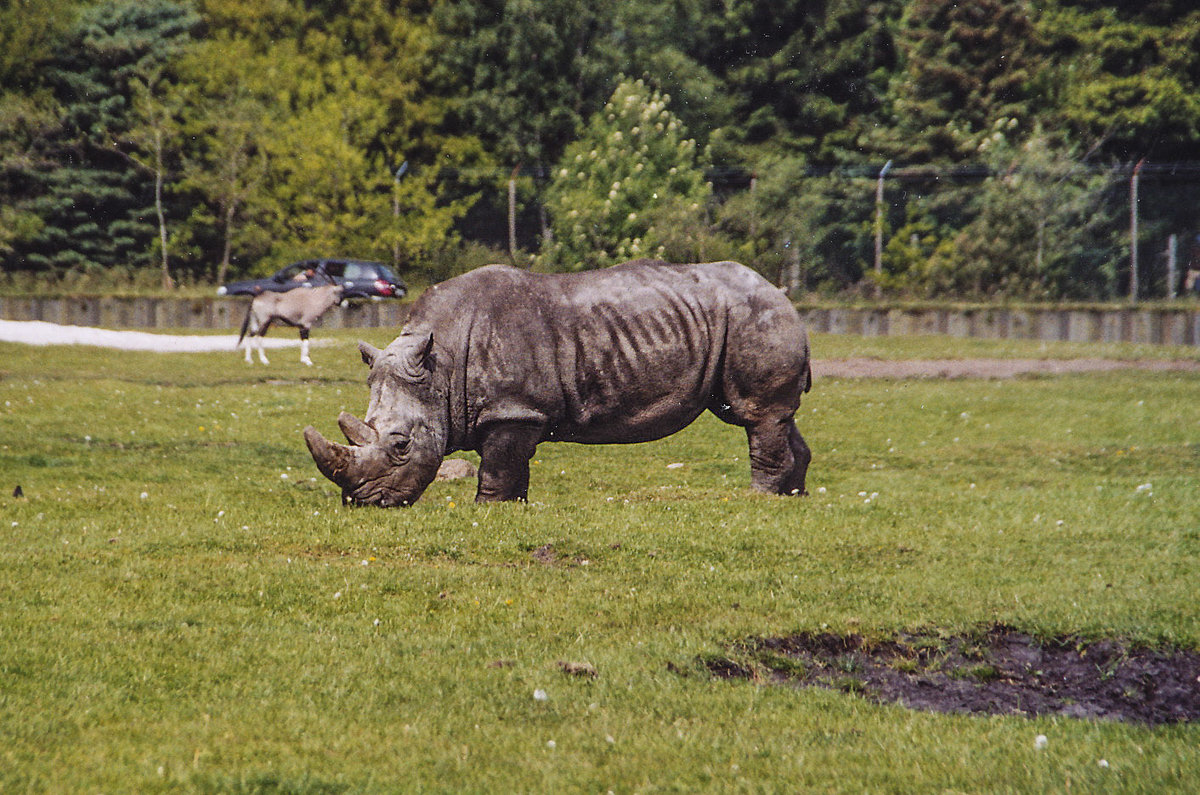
705,626,1200,725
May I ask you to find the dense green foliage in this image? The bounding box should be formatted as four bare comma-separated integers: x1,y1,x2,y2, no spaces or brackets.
541,79,713,269
1,332,1198,789
2,0,1199,297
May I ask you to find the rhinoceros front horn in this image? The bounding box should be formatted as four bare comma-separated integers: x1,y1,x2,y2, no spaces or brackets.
304,425,358,488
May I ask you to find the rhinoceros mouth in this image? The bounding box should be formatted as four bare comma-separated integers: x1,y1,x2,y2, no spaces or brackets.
304,412,440,507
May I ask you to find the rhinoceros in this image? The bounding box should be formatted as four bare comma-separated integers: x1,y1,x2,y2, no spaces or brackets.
303,259,812,506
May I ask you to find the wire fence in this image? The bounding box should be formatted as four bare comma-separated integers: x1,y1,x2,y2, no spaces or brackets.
449,161,1200,300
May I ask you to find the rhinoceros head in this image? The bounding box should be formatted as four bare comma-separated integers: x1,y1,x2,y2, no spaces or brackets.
304,332,446,507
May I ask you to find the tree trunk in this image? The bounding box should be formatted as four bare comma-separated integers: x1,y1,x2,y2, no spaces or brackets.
218,199,236,286
153,128,173,291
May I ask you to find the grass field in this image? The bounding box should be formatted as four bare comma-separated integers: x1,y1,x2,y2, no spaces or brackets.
1,330,1198,793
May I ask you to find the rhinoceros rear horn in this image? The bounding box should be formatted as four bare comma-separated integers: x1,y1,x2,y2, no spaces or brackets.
337,411,377,446
358,341,382,367
304,425,357,488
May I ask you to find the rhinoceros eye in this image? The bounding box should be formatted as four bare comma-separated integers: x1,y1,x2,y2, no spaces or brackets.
387,431,411,451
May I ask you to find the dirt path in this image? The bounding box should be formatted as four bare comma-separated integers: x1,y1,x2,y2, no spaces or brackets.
817,357,1200,379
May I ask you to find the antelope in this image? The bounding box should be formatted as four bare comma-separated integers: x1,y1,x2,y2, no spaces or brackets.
237,284,345,366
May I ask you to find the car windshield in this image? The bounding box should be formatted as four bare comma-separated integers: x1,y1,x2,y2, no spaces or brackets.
375,264,400,282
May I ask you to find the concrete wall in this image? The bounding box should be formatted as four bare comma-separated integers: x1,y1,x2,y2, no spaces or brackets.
0,296,411,332
2,295,1198,346
794,305,1200,346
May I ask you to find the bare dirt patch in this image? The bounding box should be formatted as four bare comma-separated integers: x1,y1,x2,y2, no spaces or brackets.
705,626,1200,725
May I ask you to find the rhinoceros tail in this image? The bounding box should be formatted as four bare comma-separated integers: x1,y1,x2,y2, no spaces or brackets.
801,338,813,393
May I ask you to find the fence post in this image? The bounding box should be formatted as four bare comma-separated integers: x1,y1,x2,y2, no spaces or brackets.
1129,158,1145,302
508,165,520,263
1167,234,1178,299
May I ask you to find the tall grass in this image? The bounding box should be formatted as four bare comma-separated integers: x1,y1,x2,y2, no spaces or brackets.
1,332,1197,792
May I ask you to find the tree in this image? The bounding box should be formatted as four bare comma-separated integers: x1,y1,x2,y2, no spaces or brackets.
432,0,620,173
696,0,905,163
117,72,183,288
0,0,89,89
886,0,1038,162
7,0,199,274
720,158,878,292
1036,3,1200,162
172,37,278,280
913,122,1116,298
541,79,711,270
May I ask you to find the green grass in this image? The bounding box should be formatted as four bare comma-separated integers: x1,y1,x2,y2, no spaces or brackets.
1,332,1198,792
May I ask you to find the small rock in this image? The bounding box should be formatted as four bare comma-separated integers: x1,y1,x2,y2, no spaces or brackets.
435,458,477,481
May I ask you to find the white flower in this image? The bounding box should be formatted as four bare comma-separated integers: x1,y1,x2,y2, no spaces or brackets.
533,689,548,701
140,492,149,500
1034,734,1048,750
547,740,556,749
333,591,342,599
1098,759,1109,768
1135,483,1153,493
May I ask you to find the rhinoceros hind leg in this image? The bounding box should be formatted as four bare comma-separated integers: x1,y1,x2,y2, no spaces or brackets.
746,417,810,496
476,421,542,502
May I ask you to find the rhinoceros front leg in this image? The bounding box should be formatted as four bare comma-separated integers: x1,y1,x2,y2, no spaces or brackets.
476,421,542,502
747,417,811,496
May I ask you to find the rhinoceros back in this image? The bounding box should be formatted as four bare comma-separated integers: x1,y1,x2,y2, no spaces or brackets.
406,260,808,448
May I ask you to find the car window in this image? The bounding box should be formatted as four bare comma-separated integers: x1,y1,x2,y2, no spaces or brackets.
277,263,306,281
322,261,346,278
343,263,367,280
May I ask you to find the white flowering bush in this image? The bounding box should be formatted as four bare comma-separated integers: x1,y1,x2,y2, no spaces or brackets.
541,79,711,270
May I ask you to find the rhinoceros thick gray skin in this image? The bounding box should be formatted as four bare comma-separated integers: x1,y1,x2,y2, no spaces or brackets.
303,259,812,506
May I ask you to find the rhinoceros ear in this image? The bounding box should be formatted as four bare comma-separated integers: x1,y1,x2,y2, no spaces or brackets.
358,341,382,367
413,332,434,367
391,331,435,381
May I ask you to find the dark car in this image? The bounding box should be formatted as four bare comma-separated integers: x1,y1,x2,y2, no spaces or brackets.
217,259,406,300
